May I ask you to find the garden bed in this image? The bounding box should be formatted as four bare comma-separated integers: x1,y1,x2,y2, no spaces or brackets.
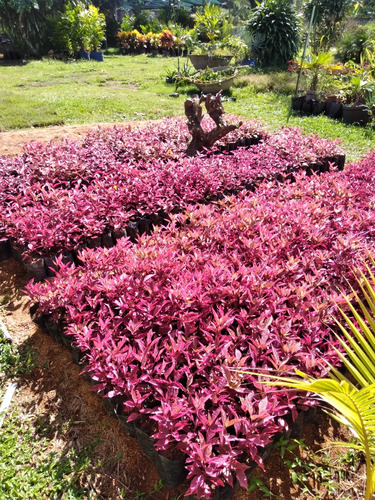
0,183,364,500
26,148,375,498
0,117,344,281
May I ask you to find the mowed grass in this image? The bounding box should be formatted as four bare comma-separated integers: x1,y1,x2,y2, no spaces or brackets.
0,55,187,128
0,54,374,161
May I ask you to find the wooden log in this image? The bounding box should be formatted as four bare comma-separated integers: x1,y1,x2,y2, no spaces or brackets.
185,92,242,156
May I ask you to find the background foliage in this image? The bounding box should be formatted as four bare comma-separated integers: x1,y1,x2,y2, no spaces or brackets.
247,0,301,68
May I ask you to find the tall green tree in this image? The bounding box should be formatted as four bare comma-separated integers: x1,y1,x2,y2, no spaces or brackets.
303,0,357,52
0,0,80,56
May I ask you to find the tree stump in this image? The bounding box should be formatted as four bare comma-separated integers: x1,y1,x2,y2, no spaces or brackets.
185,92,242,156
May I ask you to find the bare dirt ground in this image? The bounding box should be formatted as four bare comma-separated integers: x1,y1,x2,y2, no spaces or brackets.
0,123,366,499
0,122,148,156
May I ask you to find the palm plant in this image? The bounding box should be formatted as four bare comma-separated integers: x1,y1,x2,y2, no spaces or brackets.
300,52,334,92
243,256,375,500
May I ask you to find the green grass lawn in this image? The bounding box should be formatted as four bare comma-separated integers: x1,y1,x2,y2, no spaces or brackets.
1,54,374,161
0,55,186,127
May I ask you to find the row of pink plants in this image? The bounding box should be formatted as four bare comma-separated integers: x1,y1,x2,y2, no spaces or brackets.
0,117,344,261
26,150,375,498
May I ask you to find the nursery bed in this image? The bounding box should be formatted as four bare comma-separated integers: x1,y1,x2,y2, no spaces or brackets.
27,151,375,497
0,257,363,499
1,121,370,499
0,117,345,283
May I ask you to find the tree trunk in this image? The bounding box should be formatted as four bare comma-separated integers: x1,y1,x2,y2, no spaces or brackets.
185,93,242,156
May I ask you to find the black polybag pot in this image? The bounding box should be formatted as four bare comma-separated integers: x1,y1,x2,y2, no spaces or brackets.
24,258,47,282
0,238,11,262
135,427,187,488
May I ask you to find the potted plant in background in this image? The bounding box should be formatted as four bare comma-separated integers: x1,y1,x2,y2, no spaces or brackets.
188,3,234,69
189,35,247,69
159,29,175,56
341,74,375,125
164,67,177,84
183,66,238,94
291,52,341,115
85,5,106,61
189,45,234,70
52,2,106,61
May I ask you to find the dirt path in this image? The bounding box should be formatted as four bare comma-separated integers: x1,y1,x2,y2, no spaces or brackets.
0,121,152,156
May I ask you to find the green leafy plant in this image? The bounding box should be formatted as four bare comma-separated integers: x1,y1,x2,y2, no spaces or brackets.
192,3,232,44
190,66,238,83
300,52,335,93
52,2,106,55
120,13,135,32
342,74,375,105
219,35,248,62
247,476,275,497
246,0,301,68
274,437,341,498
130,479,164,499
336,25,375,63
0,411,97,499
303,0,357,53
0,338,37,378
0,0,55,56
245,256,375,500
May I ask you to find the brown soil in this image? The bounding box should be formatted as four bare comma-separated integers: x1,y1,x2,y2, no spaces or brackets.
0,121,154,156
0,124,367,499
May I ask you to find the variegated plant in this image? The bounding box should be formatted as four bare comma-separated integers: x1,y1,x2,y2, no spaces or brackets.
246,257,375,500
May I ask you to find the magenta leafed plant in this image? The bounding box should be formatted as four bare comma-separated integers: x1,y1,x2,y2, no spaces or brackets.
0,118,343,259
26,153,375,498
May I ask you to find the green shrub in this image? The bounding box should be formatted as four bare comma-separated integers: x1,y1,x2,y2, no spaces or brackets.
192,4,232,44
246,0,301,68
304,0,355,52
120,13,135,32
336,25,375,63
52,2,106,55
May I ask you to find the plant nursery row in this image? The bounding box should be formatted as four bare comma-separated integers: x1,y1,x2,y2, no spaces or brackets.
0,117,344,277
26,146,375,498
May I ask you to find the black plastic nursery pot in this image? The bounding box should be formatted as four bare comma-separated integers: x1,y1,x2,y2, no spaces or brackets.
291,95,305,112
291,95,327,116
312,100,326,115
342,104,370,125
0,238,11,262
327,101,343,119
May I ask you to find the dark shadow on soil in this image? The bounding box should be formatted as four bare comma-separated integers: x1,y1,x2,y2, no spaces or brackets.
0,258,30,313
